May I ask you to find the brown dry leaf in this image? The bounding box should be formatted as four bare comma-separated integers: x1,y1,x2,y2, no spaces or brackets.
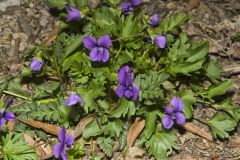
183,122,213,142
126,147,146,158
24,134,45,158
7,120,15,132
41,24,61,46
185,0,201,12
17,117,72,136
74,116,94,138
38,140,52,155
127,117,145,147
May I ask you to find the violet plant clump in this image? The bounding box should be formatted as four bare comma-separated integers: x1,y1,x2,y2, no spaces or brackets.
1,0,239,159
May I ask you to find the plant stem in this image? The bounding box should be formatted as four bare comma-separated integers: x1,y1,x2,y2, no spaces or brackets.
194,117,209,125
2,91,30,100
196,99,218,110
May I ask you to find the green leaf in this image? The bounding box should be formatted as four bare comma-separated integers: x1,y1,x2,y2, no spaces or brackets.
120,14,142,37
170,58,205,75
111,98,136,118
206,80,233,98
83,119,123,139
1,133,38,160
159,13,189,33
186,41,209,62
179,90,196,119
146,130,178,160
119,123,129,150
144,111,157,140
135,71,169,104
205,61,223,82
96,137,114,157
64,35,84,59
208,112,237,139
215,99,240,121
47,0,67,9
77,81,106,112
62,52,83,72
82,120,102,139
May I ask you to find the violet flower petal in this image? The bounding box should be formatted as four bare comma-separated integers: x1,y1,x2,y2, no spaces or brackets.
162,115,174,129
58,128,66,141
154,35,167,49
98,35,112,48
64,94,84,106
66,4,81,22
120,2,131,10
64,135,74,145
171,96,184,112
5,98,14,110
175,112,186,125
4,111,15,121
83,36,97,49
165,106,173,115
132,83,139,101
124,90,133,98
0,118,6,130
89,47,99,62
30,58,44,71
61,152,68,160
150,14,160,26
118,66,133,86
131,0,141,6
116,85,126,97
53,142,64,158
101,48,110,62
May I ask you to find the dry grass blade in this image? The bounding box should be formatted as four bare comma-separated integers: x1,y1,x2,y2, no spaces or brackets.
183,122,213,142
127,117,145,147
74,116,94,138
17,117,72,136
24,134,46,158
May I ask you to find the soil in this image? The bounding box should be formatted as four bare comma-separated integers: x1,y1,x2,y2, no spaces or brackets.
0,0,240,159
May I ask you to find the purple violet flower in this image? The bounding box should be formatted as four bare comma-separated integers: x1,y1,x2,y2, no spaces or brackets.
66,4,82,22
118,65,134,87
116,83,139,101
0,98,15,130
150,14,160,26
83,35,112,63
154,35,167,49
120,0,141,14
30,58,44,72
64,93,84,106
162,96,186,129
53,128,74,160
